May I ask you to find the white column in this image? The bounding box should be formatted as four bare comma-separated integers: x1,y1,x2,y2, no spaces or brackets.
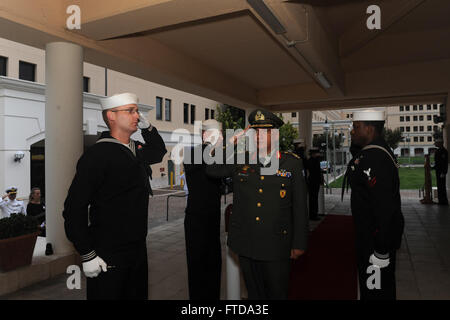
298,110,313,151
45,42,83,254
226,245,241,300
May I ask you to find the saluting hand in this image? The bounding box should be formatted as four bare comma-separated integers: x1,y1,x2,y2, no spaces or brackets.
290,249,305,260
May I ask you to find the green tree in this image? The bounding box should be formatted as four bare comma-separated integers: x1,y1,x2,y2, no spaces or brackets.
382,128,404,151
216,105,244,130
279,121,298,152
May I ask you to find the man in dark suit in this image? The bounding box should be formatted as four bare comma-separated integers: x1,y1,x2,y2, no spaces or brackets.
306,148,324,221
183,119,224,300
206,109,309,299
433,138,448,205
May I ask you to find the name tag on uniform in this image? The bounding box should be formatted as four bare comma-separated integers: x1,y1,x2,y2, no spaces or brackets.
276,169,292,178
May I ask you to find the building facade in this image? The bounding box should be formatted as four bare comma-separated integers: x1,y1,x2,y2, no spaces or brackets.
0,37,222,199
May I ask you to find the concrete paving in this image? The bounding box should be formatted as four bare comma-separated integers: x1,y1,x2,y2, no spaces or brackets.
1,190,449,300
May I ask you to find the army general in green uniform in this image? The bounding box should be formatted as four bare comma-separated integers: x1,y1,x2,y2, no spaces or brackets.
206,109,309,299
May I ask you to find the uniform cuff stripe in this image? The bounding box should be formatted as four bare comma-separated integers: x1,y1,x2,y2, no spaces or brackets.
81,250,97,262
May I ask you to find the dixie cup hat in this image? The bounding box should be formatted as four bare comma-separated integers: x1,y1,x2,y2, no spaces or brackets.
100,93,139,111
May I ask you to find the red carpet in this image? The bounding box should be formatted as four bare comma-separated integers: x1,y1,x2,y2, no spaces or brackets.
288,215,358,300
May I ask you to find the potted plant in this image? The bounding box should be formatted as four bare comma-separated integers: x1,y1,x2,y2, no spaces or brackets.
0,213,41,272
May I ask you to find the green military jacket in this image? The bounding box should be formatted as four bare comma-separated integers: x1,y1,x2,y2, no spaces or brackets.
206,151,309,261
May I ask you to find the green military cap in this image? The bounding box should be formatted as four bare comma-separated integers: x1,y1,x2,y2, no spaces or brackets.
248,109,284,129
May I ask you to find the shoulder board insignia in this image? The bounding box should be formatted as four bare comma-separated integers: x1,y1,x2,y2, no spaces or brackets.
283,151,300,159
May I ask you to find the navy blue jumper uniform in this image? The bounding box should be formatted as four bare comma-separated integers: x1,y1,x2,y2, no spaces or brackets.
63,127,166,300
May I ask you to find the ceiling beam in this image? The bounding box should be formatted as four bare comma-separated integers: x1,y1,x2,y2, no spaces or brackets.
341,26,450,72
79,0,248,41
257,82,328,106
269,92,447,112
339,0,427,58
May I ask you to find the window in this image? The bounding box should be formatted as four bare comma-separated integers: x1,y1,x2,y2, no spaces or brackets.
414,137,418,142
83,76,90,93
420,136,424,142
419,115,424,121
405,105,410,111
205,108,210,120
428,136,432,142
165,99,171,121
400,127,405,132
211,109,215,119
400,116,404,122
433,125,438,131
190,105,196,125
183,103,189,124
427,115,432,121
419,105,423,111
0,56,6,76
413,116,418,121
428,125,432,131
156,97,163,120
291,112,297,118
433,104,438,110
406,116,410,122
413,105,418,111
419,126,424,132
399,106,404,112
406,126,411,132
413,126,418,132
19,61,36,82
427,104,431,110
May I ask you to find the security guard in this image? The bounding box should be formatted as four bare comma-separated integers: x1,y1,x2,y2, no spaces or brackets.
348,109,404,300
0,187,26,218
206,109,309,300
433,138,448,205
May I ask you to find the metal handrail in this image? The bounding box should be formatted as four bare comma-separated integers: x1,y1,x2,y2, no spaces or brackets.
166,193,187,221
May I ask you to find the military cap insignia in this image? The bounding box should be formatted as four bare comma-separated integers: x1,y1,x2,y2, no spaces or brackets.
255,110,265,121
280,189,286,198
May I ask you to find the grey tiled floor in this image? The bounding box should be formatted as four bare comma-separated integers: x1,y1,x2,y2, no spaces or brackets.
1,192,449,300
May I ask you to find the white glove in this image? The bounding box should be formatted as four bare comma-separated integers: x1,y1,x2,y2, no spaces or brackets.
138,111,152,130
82,256,107,278
369,253,390,268
203,129,222,146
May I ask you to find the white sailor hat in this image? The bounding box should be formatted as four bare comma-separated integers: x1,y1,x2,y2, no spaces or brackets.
202,119,222,131
352,109,385,122
100,93,139,111
6,186,18,194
